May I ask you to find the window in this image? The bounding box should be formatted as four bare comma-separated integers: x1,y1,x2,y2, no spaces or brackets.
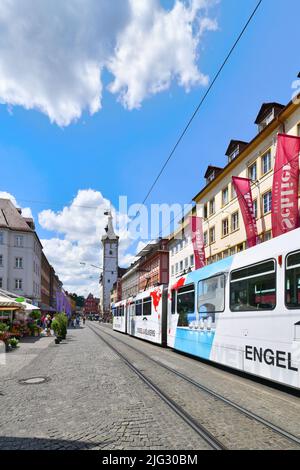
185,257,188,269
228,147,240,162
175,263,178,274
231,184,237,200
0,278,2,288
263,191,272,214
222,219,229,237
203,231,208,247
171,265,174,276
230,247,236,256
190,255,194,266
230,260,276,311
15,235,23,247
248,162,257,181
112,307,117,317
198,274,225,322
286,251,300,308
209,198,215,215
15,279,23,290
15,257,23,269
0,255,3,267
0,232,3,244
231,211,239,232
177,284,195,326
171,290,176,314
180,261,183,272
253,200,258,219
204,204,208,219
262,150,272,175
222,187,229,206
209,226,215,243
143,297,152,316
135,299,142,316
264,231,272,242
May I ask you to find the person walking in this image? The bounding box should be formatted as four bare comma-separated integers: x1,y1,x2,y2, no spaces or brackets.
76,315,80,328
83,316,86,326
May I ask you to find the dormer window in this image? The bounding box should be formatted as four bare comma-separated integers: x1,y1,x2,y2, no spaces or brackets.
225,140,248,164
228,146,240,162
255,102,285,133
207,171,215,183
258,109,275,132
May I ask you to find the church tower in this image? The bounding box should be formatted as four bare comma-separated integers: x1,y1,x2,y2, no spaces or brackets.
99,211,119,320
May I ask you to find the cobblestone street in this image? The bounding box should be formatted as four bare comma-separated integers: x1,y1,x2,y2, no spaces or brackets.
0,323,299,450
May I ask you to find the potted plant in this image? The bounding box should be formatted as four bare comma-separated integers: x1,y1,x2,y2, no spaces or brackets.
51,318,61,344
56,313,67,340
9,337,19,349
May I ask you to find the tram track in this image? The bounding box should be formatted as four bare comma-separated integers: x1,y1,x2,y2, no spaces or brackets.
88,323,226,450
89,323,300,450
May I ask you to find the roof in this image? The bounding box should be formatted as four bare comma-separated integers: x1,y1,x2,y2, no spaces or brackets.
0,199,33,232
102,214,118,241
254,102,285,125
225,140,248,157
204,165,223,179
192,96,299,202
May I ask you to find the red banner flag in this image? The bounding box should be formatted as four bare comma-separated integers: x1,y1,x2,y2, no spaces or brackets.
272,133,300,238
232,176,258,248
189,216,206,269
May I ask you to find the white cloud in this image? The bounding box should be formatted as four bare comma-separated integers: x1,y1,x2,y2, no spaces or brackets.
39,189,136,296
0,191,33,219
0,0,218,125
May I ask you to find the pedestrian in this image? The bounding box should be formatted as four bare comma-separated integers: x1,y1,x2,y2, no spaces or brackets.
83,316,86,326
76,315,80,328
46,315,52,337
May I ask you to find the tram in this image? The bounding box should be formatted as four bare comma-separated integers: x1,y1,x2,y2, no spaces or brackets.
113,228,300,389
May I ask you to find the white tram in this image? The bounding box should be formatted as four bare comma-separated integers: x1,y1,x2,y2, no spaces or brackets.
113,228,300,389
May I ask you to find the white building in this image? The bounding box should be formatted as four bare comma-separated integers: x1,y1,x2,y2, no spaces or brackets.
99,213,119,319
168,231,195,284
0,199,42,304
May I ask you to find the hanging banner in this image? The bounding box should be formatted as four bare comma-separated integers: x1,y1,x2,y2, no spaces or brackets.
272,133,300,238
189,216,206,269
232,176,258,248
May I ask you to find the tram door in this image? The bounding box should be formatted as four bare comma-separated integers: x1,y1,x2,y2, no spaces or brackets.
127,302,135,335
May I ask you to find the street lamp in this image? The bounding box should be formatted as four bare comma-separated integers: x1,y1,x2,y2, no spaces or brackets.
80,262,103,271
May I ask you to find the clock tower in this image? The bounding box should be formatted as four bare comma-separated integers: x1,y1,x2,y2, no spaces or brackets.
99,212,119,320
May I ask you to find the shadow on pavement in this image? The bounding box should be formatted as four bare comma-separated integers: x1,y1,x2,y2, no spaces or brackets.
0,436,115,450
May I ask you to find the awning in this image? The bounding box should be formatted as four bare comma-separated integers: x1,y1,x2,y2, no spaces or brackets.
0,307,20,311
0,295,22,308
19,302,40,311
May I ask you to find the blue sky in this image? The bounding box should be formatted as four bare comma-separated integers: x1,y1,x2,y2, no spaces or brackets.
0,0,299,294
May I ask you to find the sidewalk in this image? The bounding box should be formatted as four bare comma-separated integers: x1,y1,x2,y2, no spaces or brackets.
0,335,54,379
0,325,205,450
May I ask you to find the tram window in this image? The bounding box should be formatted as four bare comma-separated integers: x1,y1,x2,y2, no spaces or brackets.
230,260,276,311
112,307,117,317
286,251,300,308
143,297,152,316
171,290,176,314
135,300,142,316
177,284,195,326
120,305,124,317
198,274,225,321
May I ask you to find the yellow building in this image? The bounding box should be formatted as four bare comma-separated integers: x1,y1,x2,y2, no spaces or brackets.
191,98,300,264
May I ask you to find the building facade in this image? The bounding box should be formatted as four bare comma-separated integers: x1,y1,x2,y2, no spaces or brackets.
169,98,300,275
0,199,42,304
138,239,169,291
84,293,99,316
121,261,140,300
99,212,119,320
